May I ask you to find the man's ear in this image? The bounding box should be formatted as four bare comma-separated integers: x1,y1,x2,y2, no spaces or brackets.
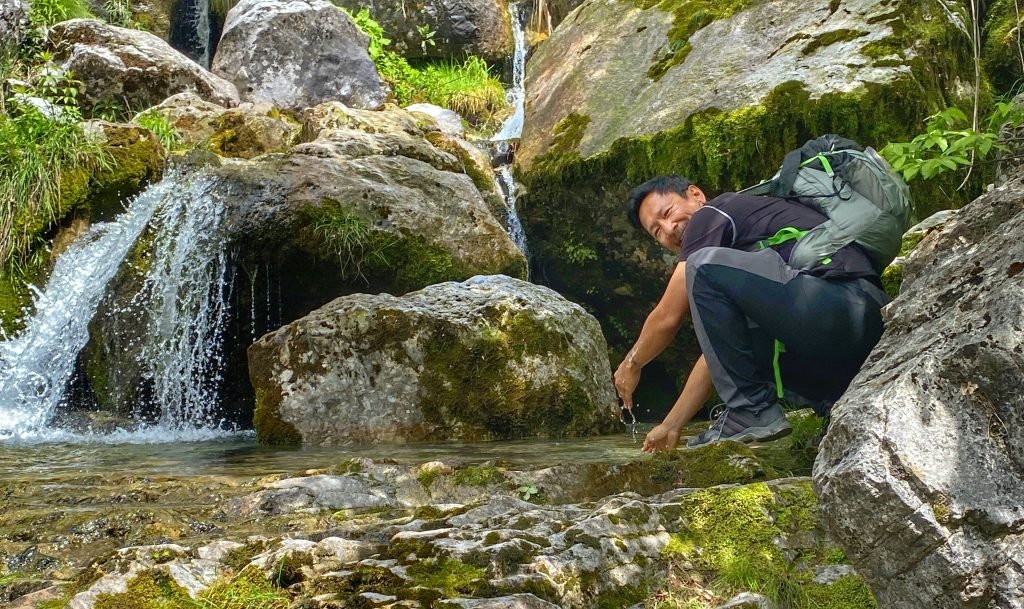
688,185,707,205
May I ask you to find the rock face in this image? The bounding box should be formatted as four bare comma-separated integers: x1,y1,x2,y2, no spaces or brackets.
813,174,1024,608
0,0,28,49
46,19,238,114
513,0,973,373
248,275,618,445
333,0,512,61
211,0,387,110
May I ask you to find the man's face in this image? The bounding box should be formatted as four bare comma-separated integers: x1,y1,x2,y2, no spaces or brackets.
638,187,705,253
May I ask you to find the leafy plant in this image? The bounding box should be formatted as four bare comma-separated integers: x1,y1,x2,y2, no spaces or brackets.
881,103,1024,182
416,23,437,53
561,236,598,265
0,55,113,267
103,0,134,28
518,483,540,501
28,0,93,30
135,111,181,151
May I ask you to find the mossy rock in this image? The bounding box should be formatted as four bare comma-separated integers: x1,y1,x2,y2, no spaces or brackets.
248,275,619,445
86,121,166,220
515,0,980,367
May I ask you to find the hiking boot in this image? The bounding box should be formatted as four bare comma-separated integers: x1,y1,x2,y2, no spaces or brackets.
687,403,792,447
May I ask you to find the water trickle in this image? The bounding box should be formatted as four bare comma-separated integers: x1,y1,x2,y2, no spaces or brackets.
492,2,527,141
497,166,529,258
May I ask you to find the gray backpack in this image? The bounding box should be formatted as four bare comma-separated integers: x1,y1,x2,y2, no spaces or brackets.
741,135,915,272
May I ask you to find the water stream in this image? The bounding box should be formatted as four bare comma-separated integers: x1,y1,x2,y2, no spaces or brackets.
492,2,530,262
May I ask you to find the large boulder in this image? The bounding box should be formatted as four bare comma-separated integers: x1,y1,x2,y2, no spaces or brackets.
813,175,1024,607
333,0,513,61
211,0,387,110
45,19,238,114
248,275,618,445
82,106,525,421
514,0,976,398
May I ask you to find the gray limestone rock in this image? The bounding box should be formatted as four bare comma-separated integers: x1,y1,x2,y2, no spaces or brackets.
211,0,386,110
247,275,619,445
332,0,512,61
814,174,1024,608
45,19,238,114
0,0,28,49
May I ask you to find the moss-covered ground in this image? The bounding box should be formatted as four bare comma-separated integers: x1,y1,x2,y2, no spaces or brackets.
656,481,877,609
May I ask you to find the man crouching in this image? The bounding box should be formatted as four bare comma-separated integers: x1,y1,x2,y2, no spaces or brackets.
613,176,887,452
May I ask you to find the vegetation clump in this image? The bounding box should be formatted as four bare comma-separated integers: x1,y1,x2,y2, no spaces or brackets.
344,8,507,126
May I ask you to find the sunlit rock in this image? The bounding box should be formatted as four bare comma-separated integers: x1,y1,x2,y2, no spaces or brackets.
247,275,619,445
814,173,1024,608
45,19,238,114
211,0,386,110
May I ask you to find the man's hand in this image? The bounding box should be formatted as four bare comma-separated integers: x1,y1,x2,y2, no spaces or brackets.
613,359,641,409
642,423,681,453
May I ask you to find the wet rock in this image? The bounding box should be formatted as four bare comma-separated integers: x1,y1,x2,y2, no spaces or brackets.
45,19,238,115
814,174,1024,608
332,0,512,61
248,275,619,445
82,120,166,217
715,593,773,609
211,0,386,110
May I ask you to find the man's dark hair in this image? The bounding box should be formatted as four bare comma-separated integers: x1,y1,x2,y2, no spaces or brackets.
626,175,693,229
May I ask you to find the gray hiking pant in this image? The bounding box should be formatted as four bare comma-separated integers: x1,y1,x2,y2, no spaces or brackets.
685,247,887,413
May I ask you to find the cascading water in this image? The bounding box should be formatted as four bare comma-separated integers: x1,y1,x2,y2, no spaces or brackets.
497,166,529,256
169,0,213,67
134,181,231,429
492,2,527,142
0,171,236,443
492,2,530,262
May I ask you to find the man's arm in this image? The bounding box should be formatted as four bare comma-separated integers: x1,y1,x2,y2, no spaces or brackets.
613,262,689,408
642,354,713,452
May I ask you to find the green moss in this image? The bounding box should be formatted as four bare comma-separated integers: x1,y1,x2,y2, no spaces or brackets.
802,29,869,56
529,113,591,179
881,263,903,300
413,505,447,520
272,552,313,588
983,0,1024,93
93,570,192,609
222,539,271,573
804,575,878,609
452,464,504,487
0,266,35,334
417,467,442,489
89,127,165,216
638,0,756,81
483,531,501,545
662,481,876,608
200,567,289,609
417,310,609,440
593,583,649,609
405,558,486,597
253,387,302,446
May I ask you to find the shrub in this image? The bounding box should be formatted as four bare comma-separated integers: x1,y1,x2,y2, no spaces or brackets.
0,54,112,266
134,111,181,151
28,0,93,30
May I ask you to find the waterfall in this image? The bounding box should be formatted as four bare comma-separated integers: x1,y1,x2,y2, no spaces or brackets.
0,171,235,443
170,0,213,67
490,2,530,263
492,2,527,141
